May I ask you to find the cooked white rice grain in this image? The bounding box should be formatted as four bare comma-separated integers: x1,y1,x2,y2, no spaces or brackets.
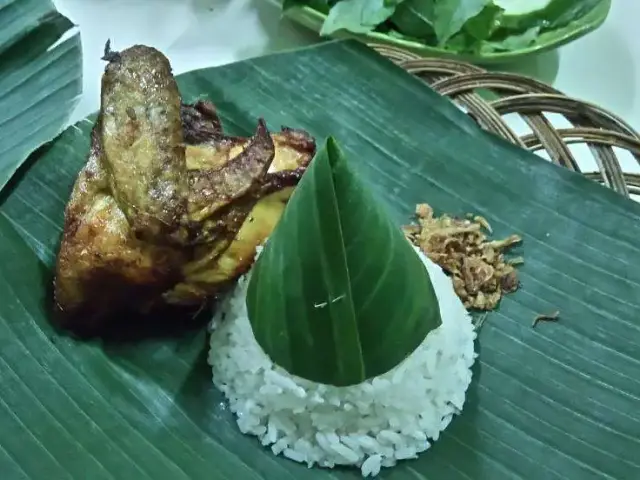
208,247,477,477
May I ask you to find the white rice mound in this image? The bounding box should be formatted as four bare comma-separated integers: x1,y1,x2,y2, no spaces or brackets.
208,246,477,477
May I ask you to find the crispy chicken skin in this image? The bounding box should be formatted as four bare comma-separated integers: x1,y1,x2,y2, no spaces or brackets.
53,44,315,334
100,44,189,244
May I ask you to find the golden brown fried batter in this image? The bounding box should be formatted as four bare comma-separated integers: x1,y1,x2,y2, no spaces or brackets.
403,204,522,310
53,44,315,335
189,119,275,224
100,43,188,244
165,121,315,305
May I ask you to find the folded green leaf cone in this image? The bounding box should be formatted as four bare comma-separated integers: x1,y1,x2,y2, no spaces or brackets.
246,136,442,386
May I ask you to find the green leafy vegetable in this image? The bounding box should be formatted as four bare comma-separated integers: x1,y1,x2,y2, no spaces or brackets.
497,0,603,31
321,0,399,35
433,0,493,45
391,0,436,39
546,0,603,28
463,1,501,41
0,0,82,193
391,0,500,49
246,137,441,386
283,0,610,56
485,26,540,52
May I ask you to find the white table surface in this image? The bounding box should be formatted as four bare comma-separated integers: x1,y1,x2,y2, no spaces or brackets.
53,0,640,178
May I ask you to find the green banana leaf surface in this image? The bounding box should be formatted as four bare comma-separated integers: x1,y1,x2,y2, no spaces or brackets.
0,40,639,479
0,0,82,193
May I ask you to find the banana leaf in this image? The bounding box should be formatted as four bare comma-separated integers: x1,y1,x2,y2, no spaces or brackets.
0,0,82,193
1,40,639,479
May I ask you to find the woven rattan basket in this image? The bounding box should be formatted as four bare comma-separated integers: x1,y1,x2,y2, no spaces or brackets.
372,44,640,199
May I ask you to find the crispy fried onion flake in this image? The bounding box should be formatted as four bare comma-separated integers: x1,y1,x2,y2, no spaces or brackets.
404,204,522,310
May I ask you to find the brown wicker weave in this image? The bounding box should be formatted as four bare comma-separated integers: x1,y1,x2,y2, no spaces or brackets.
372,44,640,198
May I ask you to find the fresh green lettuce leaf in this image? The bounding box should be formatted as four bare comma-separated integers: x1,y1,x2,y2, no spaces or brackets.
463,1,501,41
484,25,540,52
390,0,436,39
392,0,501,50
321,0,399,35
299,0,605,54
498,0,602,31
547,0,602,28
433,0,493,45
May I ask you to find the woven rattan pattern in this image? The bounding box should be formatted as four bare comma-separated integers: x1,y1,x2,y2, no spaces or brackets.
372,44,640,198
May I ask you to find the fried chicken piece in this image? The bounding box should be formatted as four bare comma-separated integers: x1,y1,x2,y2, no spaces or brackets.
54,125,188,334
403,204,522,310
53,44,315,335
